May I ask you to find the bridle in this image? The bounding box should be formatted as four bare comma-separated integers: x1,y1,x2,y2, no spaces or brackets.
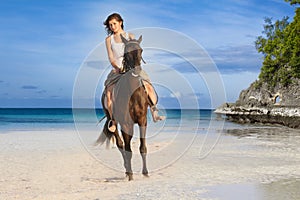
122,39,146,73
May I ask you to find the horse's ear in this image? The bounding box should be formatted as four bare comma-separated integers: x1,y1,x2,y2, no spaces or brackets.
120,34,128,44
137,35,142,44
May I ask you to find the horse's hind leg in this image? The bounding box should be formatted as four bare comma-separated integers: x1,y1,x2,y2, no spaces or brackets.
121,129,133,181
139,126,148,176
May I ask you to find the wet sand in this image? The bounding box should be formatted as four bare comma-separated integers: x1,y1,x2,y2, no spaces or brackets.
0,126,299,199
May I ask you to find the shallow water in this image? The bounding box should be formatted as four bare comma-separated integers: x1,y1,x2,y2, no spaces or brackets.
207,126,300,200
205,178,300,200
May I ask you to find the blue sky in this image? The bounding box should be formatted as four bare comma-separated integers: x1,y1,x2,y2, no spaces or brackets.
0,0,296,108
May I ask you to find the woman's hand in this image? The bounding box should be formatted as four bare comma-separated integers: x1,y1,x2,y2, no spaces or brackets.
113,66,123,74
113,68,119,74
119,66,125,74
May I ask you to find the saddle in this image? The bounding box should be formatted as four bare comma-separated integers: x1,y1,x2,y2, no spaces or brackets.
111,69,145,125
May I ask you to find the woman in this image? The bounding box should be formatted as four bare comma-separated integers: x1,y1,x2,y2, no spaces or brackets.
103,13,165,132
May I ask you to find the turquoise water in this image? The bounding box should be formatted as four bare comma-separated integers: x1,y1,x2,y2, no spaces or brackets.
0,108,219,132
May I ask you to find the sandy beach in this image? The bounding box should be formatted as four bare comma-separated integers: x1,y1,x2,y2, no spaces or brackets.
1,126,300,200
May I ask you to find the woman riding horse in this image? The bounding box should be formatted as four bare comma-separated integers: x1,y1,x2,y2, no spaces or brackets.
97,15,163,180
103,13,165,133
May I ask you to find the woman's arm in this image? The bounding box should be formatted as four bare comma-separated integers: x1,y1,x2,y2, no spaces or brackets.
105,36,120,73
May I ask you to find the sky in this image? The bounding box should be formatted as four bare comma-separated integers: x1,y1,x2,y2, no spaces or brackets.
0,0,297,108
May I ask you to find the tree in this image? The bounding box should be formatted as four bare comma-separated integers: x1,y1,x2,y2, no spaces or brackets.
255,1,300,87
284,8,300,78
285,0,300,5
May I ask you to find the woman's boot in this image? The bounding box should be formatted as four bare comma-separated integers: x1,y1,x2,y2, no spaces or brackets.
108,119,116,132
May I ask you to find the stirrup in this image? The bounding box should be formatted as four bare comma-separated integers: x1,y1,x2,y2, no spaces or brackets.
108,120,116,132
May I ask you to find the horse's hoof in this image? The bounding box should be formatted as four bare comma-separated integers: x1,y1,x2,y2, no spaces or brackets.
127,175,133,181
142,169,149,177
126,172,133,181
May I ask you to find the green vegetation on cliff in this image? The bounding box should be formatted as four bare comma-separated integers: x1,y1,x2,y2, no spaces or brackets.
255,0,300,87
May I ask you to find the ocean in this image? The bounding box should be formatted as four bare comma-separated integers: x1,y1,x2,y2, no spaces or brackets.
0,108,231,132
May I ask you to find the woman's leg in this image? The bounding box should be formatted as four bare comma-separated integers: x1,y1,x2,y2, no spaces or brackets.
143,81,166,122
144,82,157,105
106,84,116,132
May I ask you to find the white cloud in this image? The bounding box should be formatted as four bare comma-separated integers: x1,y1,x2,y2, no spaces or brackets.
0,0,295,107
170,91,181,98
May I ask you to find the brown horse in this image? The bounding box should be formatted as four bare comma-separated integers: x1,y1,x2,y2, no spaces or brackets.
96,35,149,181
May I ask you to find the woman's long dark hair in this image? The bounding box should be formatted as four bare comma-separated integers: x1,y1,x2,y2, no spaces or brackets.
103,13,124,35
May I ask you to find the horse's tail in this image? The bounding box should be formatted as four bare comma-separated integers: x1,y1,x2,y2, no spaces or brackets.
96,115,106,126
94,119,115,149
94,91,115,148
94,129,107,146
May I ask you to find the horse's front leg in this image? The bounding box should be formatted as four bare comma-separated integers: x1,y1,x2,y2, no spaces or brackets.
139,126,148,176
121,128,133,181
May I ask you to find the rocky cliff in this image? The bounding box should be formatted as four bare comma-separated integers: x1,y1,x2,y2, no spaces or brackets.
215,78,300,128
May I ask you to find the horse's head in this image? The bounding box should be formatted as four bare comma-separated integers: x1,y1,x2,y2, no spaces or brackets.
121,34,144,73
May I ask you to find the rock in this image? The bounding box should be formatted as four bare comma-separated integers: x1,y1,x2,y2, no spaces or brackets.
215,78,300,128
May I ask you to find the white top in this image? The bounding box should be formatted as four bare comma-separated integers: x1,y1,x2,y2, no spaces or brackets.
110,32,129,69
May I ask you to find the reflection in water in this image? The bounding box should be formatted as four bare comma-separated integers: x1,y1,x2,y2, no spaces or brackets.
218,126,300,200
224,126,300,154
259,178,300,200
206,179,300,200
225,126,300,139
